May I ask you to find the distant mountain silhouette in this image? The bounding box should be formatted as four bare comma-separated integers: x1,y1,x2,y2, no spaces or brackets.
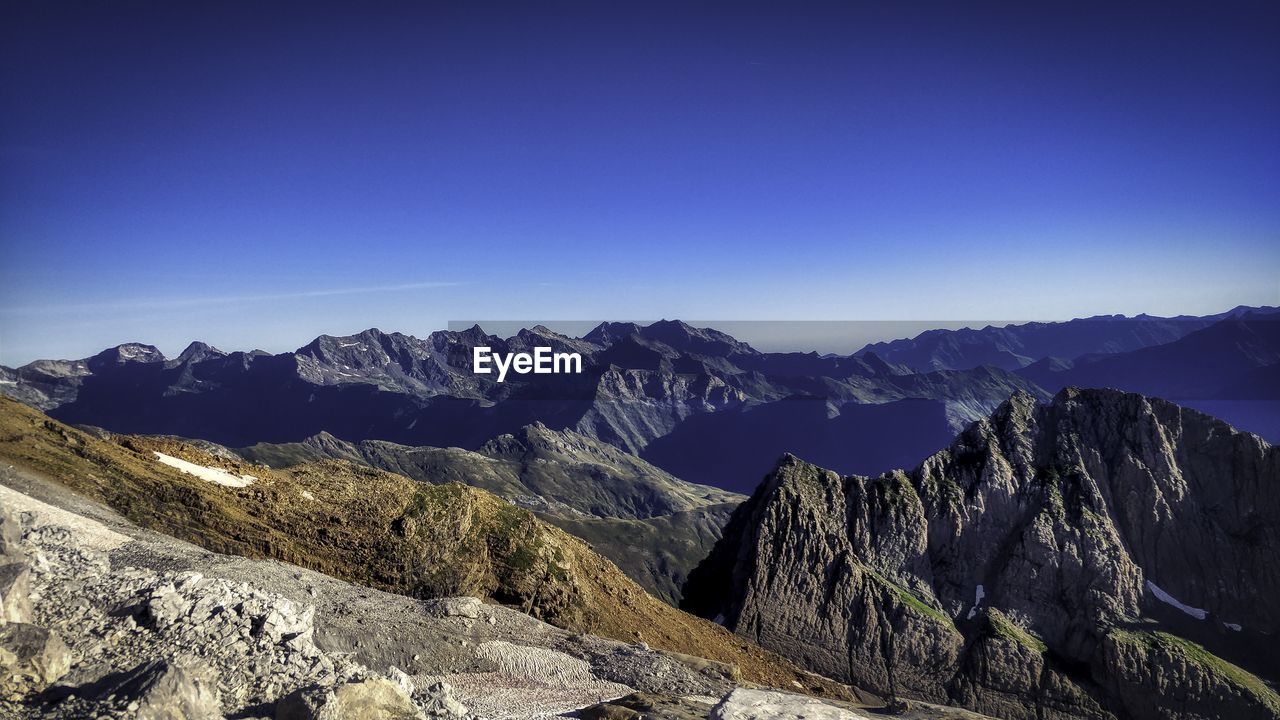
3,309,1275,487
0,321,1040,489
1020,312,1280,441
856,306,1277,372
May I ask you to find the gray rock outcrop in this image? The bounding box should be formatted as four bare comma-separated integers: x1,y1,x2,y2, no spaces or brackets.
276,677,424,720
685,388,1280,720
0,494,478,720
0,506,71,700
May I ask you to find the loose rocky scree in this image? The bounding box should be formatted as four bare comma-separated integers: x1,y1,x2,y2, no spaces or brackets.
0,504,474,719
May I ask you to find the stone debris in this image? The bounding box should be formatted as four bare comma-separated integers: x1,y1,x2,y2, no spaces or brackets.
0,481,921,720
0,502,477,720
427,596,485,620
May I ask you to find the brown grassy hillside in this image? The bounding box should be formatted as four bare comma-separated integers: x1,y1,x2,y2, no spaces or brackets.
0,396,851,698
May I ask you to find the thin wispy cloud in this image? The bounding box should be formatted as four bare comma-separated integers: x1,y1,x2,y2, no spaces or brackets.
0,281,464,317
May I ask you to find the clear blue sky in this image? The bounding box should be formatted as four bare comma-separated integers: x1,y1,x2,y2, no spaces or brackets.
2,1,1278,364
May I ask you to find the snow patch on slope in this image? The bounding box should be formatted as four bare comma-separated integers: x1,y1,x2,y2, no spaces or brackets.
1146,580,1207,620
966,584,985,620
154,451,256,488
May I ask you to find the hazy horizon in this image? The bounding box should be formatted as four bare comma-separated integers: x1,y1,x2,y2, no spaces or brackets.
3,303,1275,366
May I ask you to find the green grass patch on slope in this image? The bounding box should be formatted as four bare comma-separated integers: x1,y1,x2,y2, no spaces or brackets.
1112,629,1280,713
863,565,957,631
985,608,1047,653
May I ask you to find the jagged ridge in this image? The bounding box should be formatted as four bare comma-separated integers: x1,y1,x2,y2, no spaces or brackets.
684,388,1280,720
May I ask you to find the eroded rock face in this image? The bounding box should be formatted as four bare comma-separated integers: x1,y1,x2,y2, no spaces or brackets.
686,388,1280,720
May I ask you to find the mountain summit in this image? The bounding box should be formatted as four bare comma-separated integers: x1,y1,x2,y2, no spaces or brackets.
684,388,1280,720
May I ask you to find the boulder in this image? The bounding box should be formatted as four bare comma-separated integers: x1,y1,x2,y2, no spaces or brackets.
417,680,471,719
710,689,869,720
93,657,224,720
0,506,21,558
276,677,425,720
428,597,484,620
259,597,315,644
577,692,715,720
0,622,71,699
143,582,191,628
0,561,33,624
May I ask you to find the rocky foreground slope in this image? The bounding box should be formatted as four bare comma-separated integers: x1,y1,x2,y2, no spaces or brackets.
0,395,850,701
0,404,1002,719
684,388,1280,720
0,472,823,719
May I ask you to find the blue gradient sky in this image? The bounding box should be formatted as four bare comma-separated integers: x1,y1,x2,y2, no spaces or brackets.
2,1,1278,364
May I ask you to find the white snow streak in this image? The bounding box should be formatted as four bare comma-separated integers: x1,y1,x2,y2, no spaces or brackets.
966,584,986,620
153,452,256,488
1225,622,1243,632
1146,580,1207,620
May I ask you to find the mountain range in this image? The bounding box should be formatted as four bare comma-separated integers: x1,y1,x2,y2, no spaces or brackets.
855,306,1276,373
6,307,1277,495
2,306,1278,718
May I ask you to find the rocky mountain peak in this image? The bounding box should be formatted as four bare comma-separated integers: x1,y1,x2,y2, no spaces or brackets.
86,343,165,371
857,350,906,376
639,320,758,357
583,321,644,346
173,341,226,365
508,326,601,356
686,387,1280,720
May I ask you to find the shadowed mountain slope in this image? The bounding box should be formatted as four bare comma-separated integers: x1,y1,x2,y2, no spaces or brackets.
684,388,1280,720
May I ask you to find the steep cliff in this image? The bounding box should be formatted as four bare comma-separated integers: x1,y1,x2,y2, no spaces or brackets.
685,388,1280,719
